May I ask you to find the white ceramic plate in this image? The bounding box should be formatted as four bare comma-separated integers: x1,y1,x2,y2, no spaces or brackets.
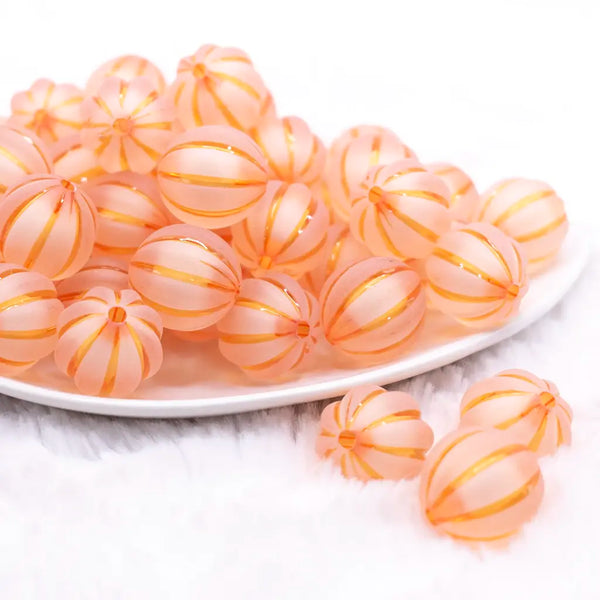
1,226,589,418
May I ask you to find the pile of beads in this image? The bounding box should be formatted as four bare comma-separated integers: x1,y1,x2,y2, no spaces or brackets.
0,44,569,396
317,369,573,545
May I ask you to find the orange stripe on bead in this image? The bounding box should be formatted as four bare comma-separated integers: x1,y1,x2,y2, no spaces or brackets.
275,197,318,258
96,207,159,229
130,261,235,291
514,214,567,243
0,327,56,339
205,78,243,129
384,203,440,243
66,322,108,377
345,389,386,427
363,410,421,430
130,316,161,339
461,228,514,282
0,145,33,174
134,291,232,318
282,118,295,177
54,199,84,280
129,134,162,161
351,451,383,479
131,90,159,117
158,171,265,189
165,141,266,173
493,190,555,226
127,323,149,379
242,341,297,371
477,179,516,220
219,332,287,344
374,209,404,257
330,283,422,343
160,188,264,219
385,189,449,208
528,412,549,452
431,471,541,525
58,313,103,337
361,443,426,460
211,72,261,99
234,297,296,321
427,444,525,515
99,327,120,396
428,281,505,304
460,389,526,415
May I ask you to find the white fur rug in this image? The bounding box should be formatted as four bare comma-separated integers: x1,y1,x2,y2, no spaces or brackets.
1,242,597,600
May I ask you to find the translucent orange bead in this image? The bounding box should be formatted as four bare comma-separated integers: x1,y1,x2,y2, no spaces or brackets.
316,385,434,480
0,175,97,280
51,134,105,183
55,256,129,306
156,125,269,228
230,181,329,278
253,116,325,185
425,223,529,329
169,44,268,131
86,55,166,95
460,369,572,456
9,79,85,144
301,224,371,297
477,178,568,272
320,257,425,363
0,263,63,375
55,287,163,397
85,171,170,256
128,224,242,331
80,77,174,174
420,427,544,544
325,125,415,221
0,125,52,194
217,273,319,380
350,160,452,259
427,162,479,223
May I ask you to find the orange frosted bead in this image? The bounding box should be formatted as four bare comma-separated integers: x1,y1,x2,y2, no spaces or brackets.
316,385,434,480
253,116,325,185
0,263,63,375
81,76,174,174
301,224,371,297
86,55,166,95
156,125,269,228
85,171,170,256
320,257,425,363
169,44,268,131
9,79,84,144
55,256,129,306
478,178,568,271
425,223,528,329
128,224,241,331
230,181,329,278
217,273,319,380
350,159,452,259
51,134,105,183
325,125,415,221
55,287,163,397
0,175,97,280
460,369,572,456
427,162,479,223
420,427,544,543
0,125,52,194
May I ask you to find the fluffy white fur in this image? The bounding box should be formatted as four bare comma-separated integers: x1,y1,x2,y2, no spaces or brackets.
1,245,597,599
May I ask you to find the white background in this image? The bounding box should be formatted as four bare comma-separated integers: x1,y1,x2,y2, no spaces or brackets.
1,1,600,598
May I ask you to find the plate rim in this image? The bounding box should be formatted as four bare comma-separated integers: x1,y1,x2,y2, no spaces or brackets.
0,225,589,418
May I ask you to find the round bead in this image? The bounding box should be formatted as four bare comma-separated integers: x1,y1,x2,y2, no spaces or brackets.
427,162,479,222
156,125,269,228
477,178,568,271
301,224,371,297
55,256,129,306
420,427,544,543
350,160,452,259
169,44,268,131
52,134,105,183
325,125,415,221
55,287,163,397
217,273,318,380
80,76,175,174
425,223,529,329
0,264,63,375
253,116,325,185
0,126,52,194
460,369,572,456
316,385,434,480
85,171,170,256
0,175,97,280
128,224,241,331
9,79,84,144
86,55,166,95
320,257,426,363
230,181,329,278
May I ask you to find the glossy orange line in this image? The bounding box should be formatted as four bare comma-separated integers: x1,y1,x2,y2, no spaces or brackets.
462,228,514,282
384,202,439,243
161,188,263,219
234,297,296,321
135,290,231,317
99,327,120,396
166,141,265,173
131,90,159,117
0,145,33,174
428,281,505,304
461,389,526,415
275,197,317,258
361,443,425,460
205,78,243,129
386,189,449,207
129,134,161,161
351,451,383,479
211,72,261,99
363,410,421,430
374,209,403,257
127,323,149,379
477,179,515,220
0,327,56,339
345,389,386,427
96,206,157,229
242,341,296,371
130,261,234,291
282,117,295,176
66,322,107,377
514,214,567,243
57,313,102,337
369,134,382,166
493,190,554,226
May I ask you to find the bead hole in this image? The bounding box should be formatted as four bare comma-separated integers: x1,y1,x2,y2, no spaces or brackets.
108,306,127,323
